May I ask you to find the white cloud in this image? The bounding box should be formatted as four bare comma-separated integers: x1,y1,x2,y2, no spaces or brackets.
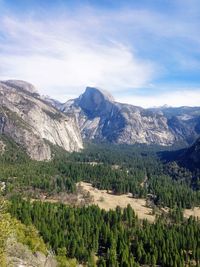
117,89,200,108
0,15,156,97
0,2,200,107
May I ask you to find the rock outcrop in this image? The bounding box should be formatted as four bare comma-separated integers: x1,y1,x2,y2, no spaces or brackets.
0,80,83,160
6,238,57,267
61,87,200,146
150,106,200,144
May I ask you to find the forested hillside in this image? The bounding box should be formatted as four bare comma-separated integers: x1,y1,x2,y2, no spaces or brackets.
160,137,200,190
10,197,200,267
0,195,80,266
1,136,200,266
0,196,47,266
1,138,199,208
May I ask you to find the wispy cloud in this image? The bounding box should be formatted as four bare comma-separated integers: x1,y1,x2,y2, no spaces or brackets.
117,88,200,108
0,0,200,106
0,13,156,97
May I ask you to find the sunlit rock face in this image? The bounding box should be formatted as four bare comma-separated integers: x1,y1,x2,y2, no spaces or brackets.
0,80,83,160
61,87,200,146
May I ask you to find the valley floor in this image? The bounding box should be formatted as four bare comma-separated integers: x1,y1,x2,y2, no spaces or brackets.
77,182,155,222
32,182,200,223
184,207,200,219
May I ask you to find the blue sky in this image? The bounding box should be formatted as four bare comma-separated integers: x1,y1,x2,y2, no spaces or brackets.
0,0,200,107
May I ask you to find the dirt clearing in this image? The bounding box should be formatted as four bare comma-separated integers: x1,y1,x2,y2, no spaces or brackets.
184,207,200,219
78,182,155,222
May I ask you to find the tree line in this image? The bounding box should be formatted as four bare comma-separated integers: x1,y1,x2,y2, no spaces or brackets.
10,197,200,267
0,137,200,208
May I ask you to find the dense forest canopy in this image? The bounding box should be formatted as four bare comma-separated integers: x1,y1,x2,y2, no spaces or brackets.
0,135,200,266
0,137,200,208
9,197,200,267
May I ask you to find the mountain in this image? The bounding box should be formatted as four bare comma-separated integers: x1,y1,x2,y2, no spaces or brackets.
177,137,200,171
42,95,64,110
0,80,83,161
160,136,200,189
150,106,200,144
61,87,200,146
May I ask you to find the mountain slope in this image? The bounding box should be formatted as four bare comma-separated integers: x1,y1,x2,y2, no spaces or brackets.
178,137,200,171
150,106,200,144
61,87,200,146
0,80,83,160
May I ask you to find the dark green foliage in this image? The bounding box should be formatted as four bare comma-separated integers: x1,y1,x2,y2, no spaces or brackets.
2,138,200,266
164,161,200,190
148,175,200,208
178,136,200,171
0,134,29,164
161,136,200,189
1,140,200,208
10,198,200,267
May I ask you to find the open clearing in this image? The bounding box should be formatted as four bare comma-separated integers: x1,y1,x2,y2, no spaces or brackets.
31,182,200,223
78,182,155,222
184,207,200,219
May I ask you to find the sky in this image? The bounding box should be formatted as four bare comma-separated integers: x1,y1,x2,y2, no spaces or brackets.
0,0,200,107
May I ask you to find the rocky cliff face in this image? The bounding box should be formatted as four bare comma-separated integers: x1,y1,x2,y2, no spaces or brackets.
61,87,200,146
0,80,83,160
150,106,200,144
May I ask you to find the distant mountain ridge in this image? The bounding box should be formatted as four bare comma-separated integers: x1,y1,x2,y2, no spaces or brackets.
0,80,83,160
1,80,200,158
57,87,200,146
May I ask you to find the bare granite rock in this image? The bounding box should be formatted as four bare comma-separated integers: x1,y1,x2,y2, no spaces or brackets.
61,87,200,146
6,238,57,267
0,80,83,160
